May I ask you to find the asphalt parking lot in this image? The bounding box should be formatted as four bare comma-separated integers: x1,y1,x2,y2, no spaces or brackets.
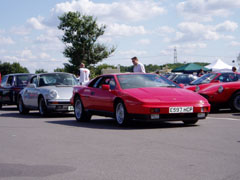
0,106,240,180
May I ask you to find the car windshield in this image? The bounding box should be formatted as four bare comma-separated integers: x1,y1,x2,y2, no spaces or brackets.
190,73,217,85
39,73,78,86
117,74,179,89
16,75,31,87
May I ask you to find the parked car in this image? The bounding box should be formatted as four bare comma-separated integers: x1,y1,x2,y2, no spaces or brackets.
185,72,240,92
169,74,198,85
0,73,34,109
18,72,78,116
198,81,240,112
71,73,210,126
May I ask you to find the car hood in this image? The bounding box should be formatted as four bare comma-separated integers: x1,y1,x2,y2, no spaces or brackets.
41,86,73,99
123,87,208,105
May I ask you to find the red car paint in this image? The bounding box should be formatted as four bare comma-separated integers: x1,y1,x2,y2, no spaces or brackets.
71,73,210,124
185,72,240,92
198,81,240,111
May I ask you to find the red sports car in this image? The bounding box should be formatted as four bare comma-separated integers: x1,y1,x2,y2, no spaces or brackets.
198,81,240,112
185,72,240,92
70,73,210,126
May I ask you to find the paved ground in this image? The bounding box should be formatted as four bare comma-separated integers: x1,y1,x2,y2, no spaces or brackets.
0,106,240,180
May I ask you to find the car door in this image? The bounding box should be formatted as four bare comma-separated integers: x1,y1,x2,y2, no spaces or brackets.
87,76,116,112
23,76,39,108
1,75,14,103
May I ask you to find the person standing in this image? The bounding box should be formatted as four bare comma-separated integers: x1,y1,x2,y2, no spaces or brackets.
131,56,145,73
79,63,90,85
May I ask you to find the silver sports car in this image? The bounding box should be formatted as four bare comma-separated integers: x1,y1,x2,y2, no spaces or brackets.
18,72,78,116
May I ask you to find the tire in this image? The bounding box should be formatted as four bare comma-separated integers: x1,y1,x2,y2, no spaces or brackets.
115,101,129,126
39,97,48,116
0,103,2,110
183,120,198,125
230,92,240,112
18,96,29,114
74,96,91,122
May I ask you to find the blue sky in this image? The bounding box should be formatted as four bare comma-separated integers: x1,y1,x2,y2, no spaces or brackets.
0,0,240,73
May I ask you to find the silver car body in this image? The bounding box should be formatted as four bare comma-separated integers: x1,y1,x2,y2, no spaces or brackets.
19,72,78,113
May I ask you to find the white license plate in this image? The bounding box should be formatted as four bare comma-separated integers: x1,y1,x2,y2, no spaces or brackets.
68,106,74,111
151,114,160,119
169,106,193,113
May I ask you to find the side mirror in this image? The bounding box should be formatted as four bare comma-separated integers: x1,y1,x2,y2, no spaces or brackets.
28,83,36,88
102,84,110,91
179,83,184,88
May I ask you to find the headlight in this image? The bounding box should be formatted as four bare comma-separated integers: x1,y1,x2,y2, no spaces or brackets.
195,85,200,92
48,90,58,99
218,86,224,93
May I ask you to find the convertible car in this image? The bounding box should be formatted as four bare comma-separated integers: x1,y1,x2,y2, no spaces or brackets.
71,73,210,126
18,72,78,116
198,81,240,112
185,72,240,92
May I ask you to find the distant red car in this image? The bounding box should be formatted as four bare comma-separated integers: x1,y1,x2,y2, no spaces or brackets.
70,73,210,126
185,72,240,92
198,81,240,111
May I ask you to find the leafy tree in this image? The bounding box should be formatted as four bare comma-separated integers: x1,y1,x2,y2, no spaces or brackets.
35,69,48,74
54,67,66,72
0,61,29,76
58,11,115,75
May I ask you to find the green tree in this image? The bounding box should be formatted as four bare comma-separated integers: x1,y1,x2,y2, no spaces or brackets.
54,67,66,72
58,11,115,75
35,69,48,74
0,61,29,76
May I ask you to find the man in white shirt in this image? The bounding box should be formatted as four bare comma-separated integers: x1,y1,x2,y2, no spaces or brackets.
79,63,90,85
131,56,146,73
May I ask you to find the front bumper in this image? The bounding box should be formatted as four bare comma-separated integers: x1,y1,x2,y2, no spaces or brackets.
128,112,208,121
46,99,73,112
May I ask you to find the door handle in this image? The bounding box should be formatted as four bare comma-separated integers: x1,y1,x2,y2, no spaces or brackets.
91,92,95,95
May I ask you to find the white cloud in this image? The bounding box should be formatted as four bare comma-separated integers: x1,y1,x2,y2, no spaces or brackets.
11,26,31,35
169,21,237,43
118,49,147,57
176,0,240,22
137,39,151,45
20,49,36,59
230,41,240,46
27,16,46,30
215,21,238,32
52,0,166,23
39,52,50,59
106,23,147,36
156,26,175,34
0,36,15,45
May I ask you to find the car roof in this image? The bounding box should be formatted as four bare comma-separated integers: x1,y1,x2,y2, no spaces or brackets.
3,73,35,76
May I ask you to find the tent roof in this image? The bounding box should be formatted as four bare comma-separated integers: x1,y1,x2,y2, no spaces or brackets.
172,63,210,73
205,59,232,72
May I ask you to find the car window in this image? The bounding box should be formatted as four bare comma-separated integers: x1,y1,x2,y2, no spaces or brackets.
1,76,8,87
16,75,30,86
30,76,38,86
6,76,14,86
38,73,78,86
95,76,115,89
117,74,178,89
216,73,238,82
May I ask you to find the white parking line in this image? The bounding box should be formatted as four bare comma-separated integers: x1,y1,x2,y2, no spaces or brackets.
207,117,240,121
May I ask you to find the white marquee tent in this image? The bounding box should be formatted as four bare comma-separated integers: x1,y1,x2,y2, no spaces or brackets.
205,59,233,72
